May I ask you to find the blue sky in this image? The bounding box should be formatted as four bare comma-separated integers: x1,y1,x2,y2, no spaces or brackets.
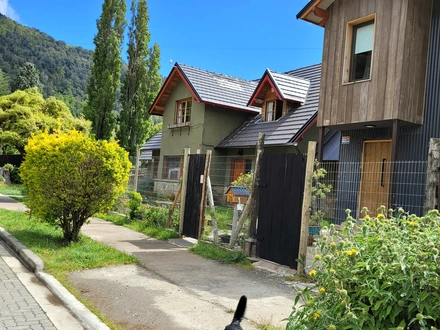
2,0,324,80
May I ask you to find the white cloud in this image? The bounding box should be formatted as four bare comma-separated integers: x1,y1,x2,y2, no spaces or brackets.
0,0,19,22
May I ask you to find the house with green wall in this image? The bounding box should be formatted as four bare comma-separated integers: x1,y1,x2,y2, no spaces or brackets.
143,62,340,202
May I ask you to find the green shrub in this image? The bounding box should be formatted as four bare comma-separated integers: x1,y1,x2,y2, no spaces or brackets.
288,207,440,330
20,130,131,243
231,171,253,191
140,204,179,230
127,191,142,220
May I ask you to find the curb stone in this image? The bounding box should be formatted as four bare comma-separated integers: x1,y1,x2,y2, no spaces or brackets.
0,225,110,330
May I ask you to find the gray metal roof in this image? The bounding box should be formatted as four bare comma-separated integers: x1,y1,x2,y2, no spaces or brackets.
269,70,310,103
177,64,260,113
217,63,322,148
141,131,162,151
226,186,250,196
139,150,152,161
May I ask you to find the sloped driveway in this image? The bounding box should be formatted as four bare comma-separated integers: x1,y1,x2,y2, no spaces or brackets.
74,218,296,329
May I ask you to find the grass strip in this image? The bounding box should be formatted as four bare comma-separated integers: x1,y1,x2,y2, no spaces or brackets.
96,212,179,241
189,241,253,268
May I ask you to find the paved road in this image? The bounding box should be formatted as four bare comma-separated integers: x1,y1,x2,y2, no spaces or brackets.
0,241,57,330
0,194,84,330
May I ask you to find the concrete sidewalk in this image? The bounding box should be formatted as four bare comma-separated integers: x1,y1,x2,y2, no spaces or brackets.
78,218,296,329
0,193,298,329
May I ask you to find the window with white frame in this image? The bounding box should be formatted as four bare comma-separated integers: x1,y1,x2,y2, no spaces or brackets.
265,100,283,122
176,99,192,124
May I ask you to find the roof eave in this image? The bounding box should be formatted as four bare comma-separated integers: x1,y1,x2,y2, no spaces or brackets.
149,63,202,115
296,0,334,27
247,71,283,107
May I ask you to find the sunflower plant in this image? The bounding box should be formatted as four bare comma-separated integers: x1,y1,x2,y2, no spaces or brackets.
287,206,440,330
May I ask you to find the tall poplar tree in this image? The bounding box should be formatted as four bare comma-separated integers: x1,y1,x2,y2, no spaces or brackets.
84,0,126,140
117,0,162,155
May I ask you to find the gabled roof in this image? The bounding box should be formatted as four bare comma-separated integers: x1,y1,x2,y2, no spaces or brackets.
248,69,310,107
217,64,322,148
149,63,260,115
226,186,250,196
297,0,335,26
140,131,162,151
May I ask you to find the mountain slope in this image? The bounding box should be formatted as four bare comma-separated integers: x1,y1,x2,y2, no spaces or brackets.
0,14,93,116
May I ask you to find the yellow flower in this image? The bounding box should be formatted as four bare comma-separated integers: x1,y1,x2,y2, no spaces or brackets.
314,254,321,260
309,270,317,276
330,241,336,247
377,213,385,219
347,248,358,256
328,325,336,330
313,312,321,320
319,287,325,294
364,215,370,220
329,268,335,274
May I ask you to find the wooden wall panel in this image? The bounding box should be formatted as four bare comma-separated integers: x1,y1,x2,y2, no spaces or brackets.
317,0,432,128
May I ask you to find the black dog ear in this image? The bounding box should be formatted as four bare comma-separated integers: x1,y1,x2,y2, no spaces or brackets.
224,296,247,330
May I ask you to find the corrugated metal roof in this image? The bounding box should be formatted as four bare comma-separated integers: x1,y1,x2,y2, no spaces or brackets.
139,150,152,161
178,64,260,113
141,131,162,150
269,70,310,103
226,186,250,196
217,63,322,148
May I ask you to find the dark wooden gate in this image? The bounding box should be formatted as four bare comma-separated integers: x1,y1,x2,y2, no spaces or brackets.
182,154,206,238
257,153,306,268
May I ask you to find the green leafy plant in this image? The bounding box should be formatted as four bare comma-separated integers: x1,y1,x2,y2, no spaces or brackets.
287,207,440,330
127,191,142,220
231,170,253,192
20,130,131,243
309,162,332,226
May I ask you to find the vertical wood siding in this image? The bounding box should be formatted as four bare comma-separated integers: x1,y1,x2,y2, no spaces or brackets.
318,0,432,128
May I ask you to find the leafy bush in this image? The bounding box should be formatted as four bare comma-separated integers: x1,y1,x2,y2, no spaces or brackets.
288,207,440,330
20,130,131,242
127,191,142,220
2,163,21,184
231,171,253,191
141,204,179,230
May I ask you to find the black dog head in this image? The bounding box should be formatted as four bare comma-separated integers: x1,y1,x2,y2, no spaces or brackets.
224,296,247,330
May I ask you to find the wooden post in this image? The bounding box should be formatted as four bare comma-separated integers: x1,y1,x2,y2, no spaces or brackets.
179,148,190,236
389,119,399,208
229,133,265,249
133,147,140,192
424,138,440,213
166,182,182,228
317,126,324,162
248,133,265,239
198,150,212,238
207,176,219,244
297,141,316,275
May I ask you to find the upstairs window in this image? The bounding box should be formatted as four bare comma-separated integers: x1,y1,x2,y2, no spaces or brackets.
343,14,375,83
265,100,283,122
176,99,192,124
351,21,374,81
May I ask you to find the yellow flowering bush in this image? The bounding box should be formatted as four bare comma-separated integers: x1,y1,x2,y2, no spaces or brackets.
20,130,131,242
287,207,440,330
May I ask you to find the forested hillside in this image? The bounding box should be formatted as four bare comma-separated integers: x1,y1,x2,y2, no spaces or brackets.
0,14,93,116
